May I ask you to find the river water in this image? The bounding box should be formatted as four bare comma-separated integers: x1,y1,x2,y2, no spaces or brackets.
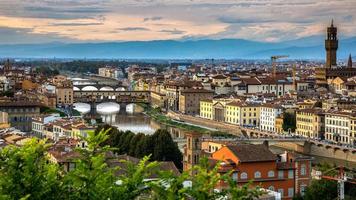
74,102,356,169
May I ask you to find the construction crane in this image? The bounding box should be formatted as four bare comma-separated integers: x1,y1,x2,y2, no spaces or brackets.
319,167,356,200
271,55,289,77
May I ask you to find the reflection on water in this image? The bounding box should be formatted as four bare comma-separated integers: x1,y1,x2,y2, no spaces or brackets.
101,113,158,134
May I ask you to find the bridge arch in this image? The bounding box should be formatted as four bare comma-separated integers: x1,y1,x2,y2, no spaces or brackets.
99,86,114,91
116,87,126,91
82,86,98,91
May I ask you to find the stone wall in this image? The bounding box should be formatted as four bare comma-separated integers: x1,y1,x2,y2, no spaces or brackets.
167,111,243,135
274,142,356,163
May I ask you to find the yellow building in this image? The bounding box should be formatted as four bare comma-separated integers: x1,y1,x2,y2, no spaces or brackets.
71,124,95,139
0,111,10,129
275,115,284,134
56,86,73,106
200,99,260,127
296,109,325,139
225,101,260,127
225,101,241,124
150,91,166,109
199,99,213,120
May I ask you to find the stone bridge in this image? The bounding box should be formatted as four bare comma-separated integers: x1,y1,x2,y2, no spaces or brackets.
73,84,126,92
73,90,150,104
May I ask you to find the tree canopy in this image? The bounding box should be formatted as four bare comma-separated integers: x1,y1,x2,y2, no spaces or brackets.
0,128,261,200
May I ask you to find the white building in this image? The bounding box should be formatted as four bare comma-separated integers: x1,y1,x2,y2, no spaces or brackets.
32,114,61,137
238,77,294,97
260,104,283,132
325,111,356,145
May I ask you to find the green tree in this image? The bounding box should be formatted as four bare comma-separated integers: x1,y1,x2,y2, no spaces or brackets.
283,112,296,132
302,179,337,200
0,139,62,200
149,157,262,200
63,129,120,200
151,129,183,169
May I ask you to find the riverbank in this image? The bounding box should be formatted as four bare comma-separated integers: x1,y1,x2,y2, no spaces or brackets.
139,104,234,137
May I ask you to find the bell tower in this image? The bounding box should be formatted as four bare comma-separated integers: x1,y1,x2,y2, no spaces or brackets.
183,132,201,172
325,19,338,68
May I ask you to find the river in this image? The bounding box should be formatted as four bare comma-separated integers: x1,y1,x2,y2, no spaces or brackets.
74,102,356,169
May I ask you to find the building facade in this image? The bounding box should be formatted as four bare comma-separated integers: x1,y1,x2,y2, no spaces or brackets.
296,109,325,139
178,88,213,115
260,104,283,132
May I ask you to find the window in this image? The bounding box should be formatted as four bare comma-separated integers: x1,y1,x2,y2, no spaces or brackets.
288,170,294,179
254,171,261,178
268,170,275,178
300,185,307,196
277,189,284,197
268,186,274,191
288,188,294,197
240,172,248,179
232,172,238,181
301,164,306,176
278,170,284,179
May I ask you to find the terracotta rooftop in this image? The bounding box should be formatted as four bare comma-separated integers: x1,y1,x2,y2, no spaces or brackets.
225,144,277,163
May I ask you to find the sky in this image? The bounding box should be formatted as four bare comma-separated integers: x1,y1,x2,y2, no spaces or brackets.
0,0,355,44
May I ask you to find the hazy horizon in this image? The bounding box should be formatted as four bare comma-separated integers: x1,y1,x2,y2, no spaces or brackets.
0,0,356,44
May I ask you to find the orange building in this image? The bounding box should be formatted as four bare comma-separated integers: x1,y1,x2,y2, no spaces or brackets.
211,144,312,199
183,133,312,200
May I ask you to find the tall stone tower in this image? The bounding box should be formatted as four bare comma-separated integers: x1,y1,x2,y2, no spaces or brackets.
183,132,201,172
325,20,338,68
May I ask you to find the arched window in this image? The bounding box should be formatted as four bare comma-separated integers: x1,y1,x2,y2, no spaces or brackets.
268,170,275,177
301,164,306,176
254,171,261,178
268,186,275,191
240,172,248,179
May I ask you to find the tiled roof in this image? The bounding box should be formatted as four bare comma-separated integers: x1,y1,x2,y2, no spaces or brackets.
226,144,277,163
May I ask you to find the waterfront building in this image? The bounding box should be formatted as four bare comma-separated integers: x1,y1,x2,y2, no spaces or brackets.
164,80,202,111
259,104,284,133
199,99,213,120
325,110,356,145
296,109,325,139
150,91,166,109
225,101,260,127
178,88,213,115
275,115,284,134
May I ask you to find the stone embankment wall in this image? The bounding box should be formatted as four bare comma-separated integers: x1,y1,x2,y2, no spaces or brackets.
166,111,243,135
274,142,356,163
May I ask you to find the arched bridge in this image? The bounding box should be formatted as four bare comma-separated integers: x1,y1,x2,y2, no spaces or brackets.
74,90,150,104
73,84,126,92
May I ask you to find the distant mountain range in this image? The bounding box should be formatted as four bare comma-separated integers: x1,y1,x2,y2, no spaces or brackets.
0,35,355,60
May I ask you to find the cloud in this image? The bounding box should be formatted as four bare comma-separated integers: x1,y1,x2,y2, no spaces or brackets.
0,0,355,42
143,16,163,22
0,26,78,44
117,27,150,31
50,22,104,26
159,28,186,35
